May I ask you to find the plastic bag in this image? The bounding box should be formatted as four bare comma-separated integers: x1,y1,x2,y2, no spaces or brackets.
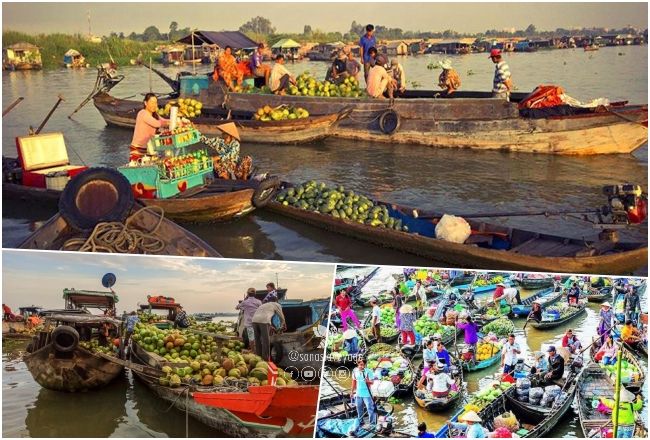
493,412,519,432
544,385,561,397
516,378,531,391
528,387,544,400
435,214,471,244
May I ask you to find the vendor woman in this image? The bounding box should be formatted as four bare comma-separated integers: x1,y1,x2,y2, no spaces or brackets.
130,93,169,162
210,123,242,178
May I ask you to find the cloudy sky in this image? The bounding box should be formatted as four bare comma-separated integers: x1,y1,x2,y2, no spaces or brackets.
2,250,335,313
2,2,647,36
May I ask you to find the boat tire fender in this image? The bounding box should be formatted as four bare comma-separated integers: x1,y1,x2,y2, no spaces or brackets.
270,341,284,365
52,325,80,353
59,167,135,232
252,176,280,208
379,110,400,135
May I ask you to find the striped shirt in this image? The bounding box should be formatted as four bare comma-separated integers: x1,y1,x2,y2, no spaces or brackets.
493,61,511,93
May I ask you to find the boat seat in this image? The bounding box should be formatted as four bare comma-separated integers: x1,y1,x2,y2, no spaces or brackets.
16,132,87,188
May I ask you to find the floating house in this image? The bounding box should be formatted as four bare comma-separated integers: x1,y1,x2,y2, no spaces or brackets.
385,41,409,56
63,49,88,68
3,42,42,70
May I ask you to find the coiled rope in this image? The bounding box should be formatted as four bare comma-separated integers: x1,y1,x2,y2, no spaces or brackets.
62,206,167,254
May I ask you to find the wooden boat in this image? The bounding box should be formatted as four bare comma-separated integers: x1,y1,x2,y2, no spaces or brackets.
449,275,475,286
366,344,417,397
528,303,587,329
362,305,399,344
516,276,555,290
2,158,277,223
93,92,352,145
576,363,647,438
584,45,600,52
3,43,43,70
316,399,405,438
266,193,647,275
511,287,563,317
18,204,222,257
346,267,380,303
585,286,612,303
24,313,124,392
198,83,648,155
473,386,576,438
460,346,502,372
129,342,318,437
326,331,367,367
589,341,645,393
413,358,465,412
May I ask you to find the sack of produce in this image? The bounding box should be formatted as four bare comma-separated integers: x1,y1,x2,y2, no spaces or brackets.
435,214,471,244
371,380,396,398
493,427,513,438
493,412,519,432
516,378,531,391
517,394,529,403
528,387,544,400
544,384,561,398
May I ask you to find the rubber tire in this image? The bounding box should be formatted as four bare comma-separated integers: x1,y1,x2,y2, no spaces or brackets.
379,110,401,135
58,167,134,232
270,341,284,365
252,176,280,208
52,325,79,353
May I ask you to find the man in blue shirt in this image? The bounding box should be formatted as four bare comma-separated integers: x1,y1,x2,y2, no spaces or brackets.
358,24,377,84
351,358,376,429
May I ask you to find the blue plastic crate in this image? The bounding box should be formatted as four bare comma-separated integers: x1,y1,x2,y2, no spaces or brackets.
180,75,210,96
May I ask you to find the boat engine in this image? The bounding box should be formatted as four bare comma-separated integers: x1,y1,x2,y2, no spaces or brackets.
600,184,647,225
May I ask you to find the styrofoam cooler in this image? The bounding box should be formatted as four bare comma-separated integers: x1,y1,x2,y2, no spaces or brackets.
45,171,70,190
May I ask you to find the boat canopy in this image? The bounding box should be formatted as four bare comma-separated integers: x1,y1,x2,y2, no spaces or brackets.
63,288,118,309
271,38,301,49
64,49,81,57
176,31,257,50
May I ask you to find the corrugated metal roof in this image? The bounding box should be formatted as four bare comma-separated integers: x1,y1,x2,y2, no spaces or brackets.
6,42,40,51
176,31,257,49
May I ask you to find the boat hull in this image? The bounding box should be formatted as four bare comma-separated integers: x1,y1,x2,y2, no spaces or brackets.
141,188,255,222
529,305,587,329
23,343,123,392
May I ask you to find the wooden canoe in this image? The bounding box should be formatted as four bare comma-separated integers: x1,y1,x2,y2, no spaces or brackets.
199,85,648,155
576,363,647,438
585,286,612,303
516,277,555,290
511,287,564,317
325,332,367,367
93,92,351,144
589,341,645,393
413,358,465,412
528,303,587,329
266,193,647,274
18,204,222,257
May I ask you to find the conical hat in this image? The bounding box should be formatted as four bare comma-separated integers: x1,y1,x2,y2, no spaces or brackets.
217,122,240,141
620,388,636,403
461,411,482,422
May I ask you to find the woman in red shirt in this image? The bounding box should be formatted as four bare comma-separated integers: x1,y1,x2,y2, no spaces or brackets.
335,290,360,331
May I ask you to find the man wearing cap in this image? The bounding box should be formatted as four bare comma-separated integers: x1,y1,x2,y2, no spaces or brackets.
325,50,349,85
488,49,512,100
370,297,382,342
359,24,377,84
398,304,416,345
437,59,461,95
543,345,565,384
236,288,262,349
449,410,487,439
599,388,643,438
269,54,296,95
389,59,407,95
500,333,521,375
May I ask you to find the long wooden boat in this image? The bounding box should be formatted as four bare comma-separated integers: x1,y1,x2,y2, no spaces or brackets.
516,276,555,290
449,275,475,286
585,286,612,303
413,358,465,412
129,341,318,437
366,344,417,397
460,346,502,372
511,287,563,317
93,92,352,145
24,314,124,392
18,204,222,257
348,267,381,303
325,332,367,367
589,340,645,393
266,192,647,274
528,303,587,329
316,399,404,438
576,363,647,438
197,83,648,155
2,159,276,223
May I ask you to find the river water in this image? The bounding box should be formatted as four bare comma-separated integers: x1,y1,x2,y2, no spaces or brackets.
2,46,648,270
326,267,648,438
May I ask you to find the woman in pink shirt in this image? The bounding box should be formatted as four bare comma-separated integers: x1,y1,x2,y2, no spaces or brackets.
130,93,169,162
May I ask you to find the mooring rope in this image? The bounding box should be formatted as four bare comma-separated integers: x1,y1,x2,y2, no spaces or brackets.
62,206,167,253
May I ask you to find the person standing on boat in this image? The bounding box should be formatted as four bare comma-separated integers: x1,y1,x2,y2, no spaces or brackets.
623,287,641,324
370,297,382,342
488,49,513,100
263,283,279,303
561,329,582,354
130,93,170,162
351,358,377,429
250,43,271,86
398,304,416,345
599,388,643,438
448,411,488,439
174,306,190,328
413,280,427,316
345,49,362,82
437,59,461,95
335,289,361,331
456,315,479,355
391,285,405,327
501,334,521,375
359,24,377,84
597,302,615,343
122,311,139,358
251,297,286,361
236,288,262,350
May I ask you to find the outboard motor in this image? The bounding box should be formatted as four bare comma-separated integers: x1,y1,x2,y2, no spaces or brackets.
601,184,647,225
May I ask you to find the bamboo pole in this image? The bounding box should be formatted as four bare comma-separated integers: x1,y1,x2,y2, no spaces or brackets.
613,341,623,437
149,58,153,92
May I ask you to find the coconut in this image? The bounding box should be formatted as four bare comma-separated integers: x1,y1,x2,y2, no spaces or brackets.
201,368,211,376
202,374,214,386
238,365,248,376
255,361,269,371
276,378,286,386
213,375,224,386
228,368,241,378
222,358,235,372
170,374,181,387
162,366,172,374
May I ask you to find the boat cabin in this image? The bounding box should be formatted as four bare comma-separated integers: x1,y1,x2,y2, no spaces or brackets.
306,43,344,61
18,306,43,318
14,132,88,190
161,45,185,66
425,41,472,55
139,297,183,328
514,41,537,52
63,288,118,316
63,49,88,68
3,42,43,70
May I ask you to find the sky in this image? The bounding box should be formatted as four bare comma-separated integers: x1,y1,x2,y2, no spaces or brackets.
2,2,647,36
2,250,335,313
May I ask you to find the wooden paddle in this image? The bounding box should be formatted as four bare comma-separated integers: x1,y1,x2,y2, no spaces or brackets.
2,97,23,116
